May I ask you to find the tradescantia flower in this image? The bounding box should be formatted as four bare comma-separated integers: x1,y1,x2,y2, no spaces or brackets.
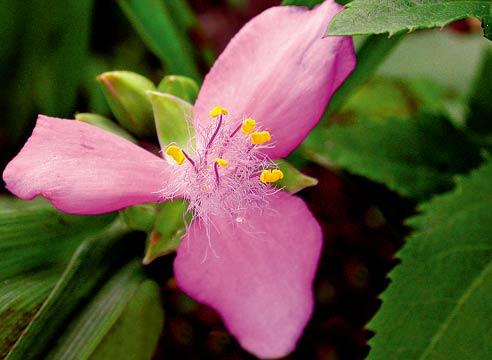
3,1,355,358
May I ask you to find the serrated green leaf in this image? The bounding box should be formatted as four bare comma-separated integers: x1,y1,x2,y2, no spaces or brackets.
143,200,188,265
368,159,492,359
117,0,200,81
46,261,163,360
75,113,137,143
148,91,194,152
305,114,481,199
328,0,492,40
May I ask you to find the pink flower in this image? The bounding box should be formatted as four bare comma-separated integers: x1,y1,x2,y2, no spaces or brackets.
3,1,355,358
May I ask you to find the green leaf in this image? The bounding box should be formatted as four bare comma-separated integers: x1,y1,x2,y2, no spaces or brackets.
274,160,318,194
0,271,58,359
329,0,492,39
368,159,492,359
90,280,163,360
75,113,137,143
163,0,197,33
157,75,199,104
143,200,188,265
97,71,156,137
46,261,163,360
148,91,194,152
305,114,482,200
6,219,128,360
0,198,116,281
117,0,201,81
0,198,117,357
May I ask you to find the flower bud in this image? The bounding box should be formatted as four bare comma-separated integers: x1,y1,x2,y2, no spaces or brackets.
97,71,156,137
157,75,199,104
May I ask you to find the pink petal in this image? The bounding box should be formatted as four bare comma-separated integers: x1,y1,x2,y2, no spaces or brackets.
3,115,173,214
193,0,356,158
174,191,322,358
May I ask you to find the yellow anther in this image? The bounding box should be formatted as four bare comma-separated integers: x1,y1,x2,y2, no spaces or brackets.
209,105,229,118
241,117,256,135
271,168,284,180
165,145,185,165
215,158,229,168
251,131,271,145
259,169,284,184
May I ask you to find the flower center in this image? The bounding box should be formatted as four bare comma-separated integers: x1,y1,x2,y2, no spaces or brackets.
162,105,284,225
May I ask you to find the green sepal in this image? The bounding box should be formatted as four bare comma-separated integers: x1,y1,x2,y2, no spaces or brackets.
147,91,194,152
97,71,156,137
75,113,137,143
120,204,157,232
143,200,189,265
274,160,318,194
157,75,199,104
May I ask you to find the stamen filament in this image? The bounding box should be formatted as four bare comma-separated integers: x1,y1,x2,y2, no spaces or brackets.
214,162,220,185
182,150,197,171
206,114,223,151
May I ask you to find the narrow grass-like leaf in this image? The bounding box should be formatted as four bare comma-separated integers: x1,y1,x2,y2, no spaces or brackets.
6,219,128,360
368,159,492,359
0,197,116,281
46,261,162,360
90,280,163,360
0,197,117,357
117,0,200,80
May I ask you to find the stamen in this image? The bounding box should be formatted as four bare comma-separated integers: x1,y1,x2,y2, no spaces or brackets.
209,105,228,118
259,168,284,184
241,117,256,135
206,114,223,150
215,158,228,168
165,145,185,165
251,131,271,145
214,162,220,185
183,150,198,171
